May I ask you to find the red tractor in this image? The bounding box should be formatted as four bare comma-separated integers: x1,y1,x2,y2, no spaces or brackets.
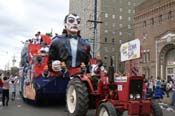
66,39,163,116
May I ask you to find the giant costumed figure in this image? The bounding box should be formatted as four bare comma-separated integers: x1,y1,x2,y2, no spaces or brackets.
20,13,91,104
48,13,91,72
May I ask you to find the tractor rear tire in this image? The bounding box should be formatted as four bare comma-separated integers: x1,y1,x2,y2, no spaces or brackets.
97,102,117,116
150,101,163,116
66,78,89,116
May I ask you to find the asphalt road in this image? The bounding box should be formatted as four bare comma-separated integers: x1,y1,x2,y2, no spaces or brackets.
0,92,96,116
0,91,175,116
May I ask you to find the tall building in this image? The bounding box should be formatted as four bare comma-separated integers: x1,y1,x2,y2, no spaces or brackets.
69,0,145,71
134,0,175,80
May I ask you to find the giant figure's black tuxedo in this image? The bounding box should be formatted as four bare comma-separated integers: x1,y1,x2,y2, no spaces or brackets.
48,36,91,70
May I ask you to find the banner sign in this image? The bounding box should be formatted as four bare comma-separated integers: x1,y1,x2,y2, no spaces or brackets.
120,39,140,62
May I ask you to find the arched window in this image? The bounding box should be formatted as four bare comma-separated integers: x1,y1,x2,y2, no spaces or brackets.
166,49,175,65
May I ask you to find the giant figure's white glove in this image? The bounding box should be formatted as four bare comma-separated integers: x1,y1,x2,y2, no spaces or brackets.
52,60,61,72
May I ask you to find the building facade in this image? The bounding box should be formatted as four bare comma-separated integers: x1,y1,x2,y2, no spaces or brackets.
69,0,145,72
134,0,175,80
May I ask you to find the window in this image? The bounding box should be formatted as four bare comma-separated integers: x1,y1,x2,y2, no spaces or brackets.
119,40,122,44
112,38,115,45
112,47,115,52
128,9,131,14
143,51,150,63
119,8,123,12
119,23,123,28
128,32,131,37
143,33,147,40
119,15,123,20
111,56,115,65
128,25,131,29
143,20,146,27
143,52,146,63
168,68,173,73
112,14,115,19
146,52,150,63
133,3,136,7
133,10,135,14
104,30,108,33
128,17,131,21
105,22,108,26
119,31,122,36
166,49,175,65
128,1,131,5
151,18,154,25
112,38,115,43
105,13,108,18
104,47,108,52
112,45,115,52
112,23,115,27
104,37,107,42
168,11,173,20
159,15,163,23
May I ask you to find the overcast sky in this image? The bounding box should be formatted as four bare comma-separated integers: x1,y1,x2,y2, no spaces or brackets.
0,0,69,70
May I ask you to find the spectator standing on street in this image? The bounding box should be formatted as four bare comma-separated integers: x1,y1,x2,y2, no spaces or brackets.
166,76,173,98
0,74,3,100
155,76,161,89
152,86,164,100
0,73,3,88
1,76,10,106
170,82,175,108
11,79,17,101
161,79,166,93
143,79,148,99
146,76,154,98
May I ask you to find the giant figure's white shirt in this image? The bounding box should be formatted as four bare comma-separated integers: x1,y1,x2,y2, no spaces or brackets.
70,38,78,67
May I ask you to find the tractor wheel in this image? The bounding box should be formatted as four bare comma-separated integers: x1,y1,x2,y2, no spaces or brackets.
66,78,89,116
97,102,117,116
150,101,163,116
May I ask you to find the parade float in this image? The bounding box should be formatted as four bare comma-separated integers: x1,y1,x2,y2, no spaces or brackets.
19,33,69,104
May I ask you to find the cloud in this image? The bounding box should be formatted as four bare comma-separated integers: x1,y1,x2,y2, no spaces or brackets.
0,0,69,69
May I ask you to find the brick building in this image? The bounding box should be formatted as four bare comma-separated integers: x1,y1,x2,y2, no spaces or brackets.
134,0,175,80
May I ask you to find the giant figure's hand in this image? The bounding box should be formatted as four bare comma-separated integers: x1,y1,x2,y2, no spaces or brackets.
52,60,62,72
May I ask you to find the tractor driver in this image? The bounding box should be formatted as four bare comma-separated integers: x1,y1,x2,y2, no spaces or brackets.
48,13,91,72
90,56,106,90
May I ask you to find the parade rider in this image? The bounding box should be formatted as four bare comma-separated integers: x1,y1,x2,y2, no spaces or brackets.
48,13,91,72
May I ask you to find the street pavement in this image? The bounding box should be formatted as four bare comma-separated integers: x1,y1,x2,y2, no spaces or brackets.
0,89,175,116
0,91,95,116
158,92,175,115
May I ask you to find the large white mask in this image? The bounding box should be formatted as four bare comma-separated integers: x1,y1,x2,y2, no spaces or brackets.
64,14,81,34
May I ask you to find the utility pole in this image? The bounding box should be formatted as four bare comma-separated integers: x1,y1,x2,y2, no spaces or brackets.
87,0,102,58
93,0,97,59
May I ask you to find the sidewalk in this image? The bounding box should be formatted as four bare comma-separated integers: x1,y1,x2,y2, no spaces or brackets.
159,91,175,112
162,91,173,105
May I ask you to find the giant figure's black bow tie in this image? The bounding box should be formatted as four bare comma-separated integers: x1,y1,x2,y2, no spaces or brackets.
68,35,78,39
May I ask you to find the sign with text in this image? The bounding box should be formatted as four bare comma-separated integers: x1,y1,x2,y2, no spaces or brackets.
120,39,140,62
114,76,127,82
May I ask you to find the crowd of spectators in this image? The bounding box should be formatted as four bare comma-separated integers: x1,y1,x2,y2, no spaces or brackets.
144,75,175,109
